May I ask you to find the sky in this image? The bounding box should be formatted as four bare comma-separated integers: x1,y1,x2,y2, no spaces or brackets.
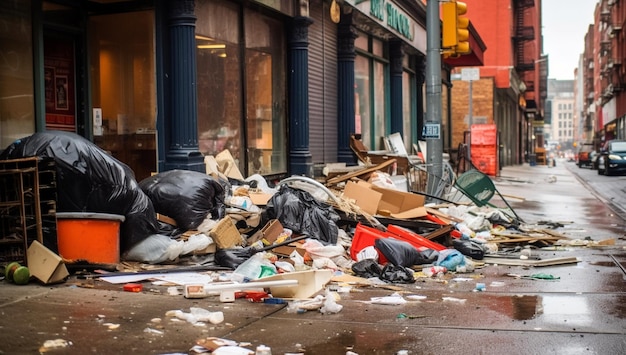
542,0,599,80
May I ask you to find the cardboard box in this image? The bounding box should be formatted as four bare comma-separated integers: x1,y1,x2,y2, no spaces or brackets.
27,240,69,284
342,181,382,215
272,243,306,258
262,269,333,299
249,219,284,246
371,185,425,214
209,217,244,249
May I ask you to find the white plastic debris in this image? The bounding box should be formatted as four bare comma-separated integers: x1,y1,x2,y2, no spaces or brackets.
369,292,407,305
39,339,72,352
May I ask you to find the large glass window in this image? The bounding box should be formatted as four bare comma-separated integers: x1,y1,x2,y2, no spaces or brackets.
354,33,388,150
89,11,156,181
196,0,286,176
0,0,34,148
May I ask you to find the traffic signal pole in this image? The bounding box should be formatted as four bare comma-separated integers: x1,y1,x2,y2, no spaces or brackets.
425,0,443,198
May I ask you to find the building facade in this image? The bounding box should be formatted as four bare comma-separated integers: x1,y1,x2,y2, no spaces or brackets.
5,0,484,183
545,79,575,149
581,0,626,146
445,0,547,172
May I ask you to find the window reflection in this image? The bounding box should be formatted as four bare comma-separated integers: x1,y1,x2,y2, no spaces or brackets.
196,0,286,176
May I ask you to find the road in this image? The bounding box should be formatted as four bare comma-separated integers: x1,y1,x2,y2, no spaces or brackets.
564,159,626,221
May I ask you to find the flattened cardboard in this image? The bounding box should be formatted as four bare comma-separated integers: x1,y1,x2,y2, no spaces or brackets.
262,269,333,299
342,181,382,215
209,217,244,249
27,240,69,284
249,192,272,206
389,206,428,219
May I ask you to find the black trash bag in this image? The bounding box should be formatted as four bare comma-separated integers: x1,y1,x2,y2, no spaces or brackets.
379,264,415,284
375,238,438,267
452,238,488,260
214,248,255,269
351,259,383,279
265,184,340,245
139,170,226,231
0,131,159,254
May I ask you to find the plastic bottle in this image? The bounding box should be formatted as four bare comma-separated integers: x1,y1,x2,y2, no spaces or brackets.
422,266,447,277
232,253,265,282
255,344,272,355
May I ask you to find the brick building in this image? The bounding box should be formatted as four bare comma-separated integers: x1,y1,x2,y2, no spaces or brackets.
445,0,548,172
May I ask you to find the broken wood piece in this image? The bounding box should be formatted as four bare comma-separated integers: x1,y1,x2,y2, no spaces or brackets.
425,207,464,224
482,256,579,267
423,224,454,241
325,159,397,186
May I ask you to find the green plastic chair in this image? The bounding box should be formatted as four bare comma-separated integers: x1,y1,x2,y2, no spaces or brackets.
453,169,523,223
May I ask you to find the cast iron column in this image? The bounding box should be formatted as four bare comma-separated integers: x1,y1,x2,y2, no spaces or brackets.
288,16,314,177
337,13,358,164
165,0,204,172
389,40,404,136
416,55,426,141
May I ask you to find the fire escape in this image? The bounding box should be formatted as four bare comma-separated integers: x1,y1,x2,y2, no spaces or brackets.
604,0,624,100
513,0,536,105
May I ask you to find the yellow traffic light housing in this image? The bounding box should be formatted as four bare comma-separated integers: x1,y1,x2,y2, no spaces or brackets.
442,0,471,56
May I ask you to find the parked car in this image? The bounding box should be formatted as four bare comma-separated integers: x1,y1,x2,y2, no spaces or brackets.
576,143,594,168
590,150,599,170
597,140,626,176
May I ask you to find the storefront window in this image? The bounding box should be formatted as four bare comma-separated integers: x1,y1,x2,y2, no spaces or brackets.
195,0,242,165
89,11,156,181
402,70,413,152
0,0,34,148
196,0,287,176
355,55,370,145
355,34,388,150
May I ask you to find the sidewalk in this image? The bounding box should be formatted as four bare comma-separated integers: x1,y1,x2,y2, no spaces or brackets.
1,163,625,355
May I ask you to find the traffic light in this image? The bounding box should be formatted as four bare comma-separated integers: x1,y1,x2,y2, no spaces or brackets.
441,0,471,56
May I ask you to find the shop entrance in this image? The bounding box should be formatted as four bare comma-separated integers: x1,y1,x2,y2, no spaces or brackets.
88,10,157,181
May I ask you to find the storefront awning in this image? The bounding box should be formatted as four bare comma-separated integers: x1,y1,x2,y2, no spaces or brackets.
443,23,486,67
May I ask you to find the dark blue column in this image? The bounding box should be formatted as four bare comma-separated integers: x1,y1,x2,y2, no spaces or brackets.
416,56,426,140
337,13,358,165
288,17,314,177
164,0,204,172
390,40,404,136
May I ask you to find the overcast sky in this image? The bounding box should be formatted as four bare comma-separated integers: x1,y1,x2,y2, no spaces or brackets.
542,0,599,80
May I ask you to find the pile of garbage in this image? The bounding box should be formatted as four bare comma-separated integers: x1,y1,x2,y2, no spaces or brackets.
1,131,580,284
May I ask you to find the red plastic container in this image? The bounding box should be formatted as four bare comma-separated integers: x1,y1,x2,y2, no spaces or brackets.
350,223,396,264
387,224,447,251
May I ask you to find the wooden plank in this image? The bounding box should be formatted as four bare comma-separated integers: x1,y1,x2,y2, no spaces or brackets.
425,207,464,223
325,159,397,186
482,256,579,267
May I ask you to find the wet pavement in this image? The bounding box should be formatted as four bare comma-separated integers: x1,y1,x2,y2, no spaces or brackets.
1,162,626,355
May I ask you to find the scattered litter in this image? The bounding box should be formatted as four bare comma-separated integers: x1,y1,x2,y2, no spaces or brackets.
166,308,225,326
143,327,164,335
405,294,427,301
102,322,120,330
489,281,506,287
211,345,254,355
368,292,407,305
39,339,72,353
442,296,467,304
523,273,560,280
474,283,486,292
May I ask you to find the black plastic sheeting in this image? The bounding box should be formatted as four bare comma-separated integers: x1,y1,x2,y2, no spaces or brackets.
264,184,340,245
139,169,227,231
0,131,159,253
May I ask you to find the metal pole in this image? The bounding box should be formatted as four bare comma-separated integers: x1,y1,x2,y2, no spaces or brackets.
425,0,443,197
468,79,473,161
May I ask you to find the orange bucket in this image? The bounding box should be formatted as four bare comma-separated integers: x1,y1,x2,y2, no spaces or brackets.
56,212,125,264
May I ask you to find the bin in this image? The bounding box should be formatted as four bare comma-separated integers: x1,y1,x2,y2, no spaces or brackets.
529,154,537,166
56,212,125,264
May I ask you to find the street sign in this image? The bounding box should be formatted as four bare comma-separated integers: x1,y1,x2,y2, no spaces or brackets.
461,67,479,81
422,123,441,139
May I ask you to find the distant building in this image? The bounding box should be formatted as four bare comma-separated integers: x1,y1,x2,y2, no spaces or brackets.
545,79,575,150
